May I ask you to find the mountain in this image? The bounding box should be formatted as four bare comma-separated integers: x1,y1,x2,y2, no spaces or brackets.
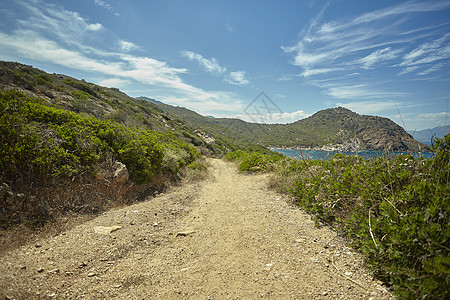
410,125,450,144
142,98,430,152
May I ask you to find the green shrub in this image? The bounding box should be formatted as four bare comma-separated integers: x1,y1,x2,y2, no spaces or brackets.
0,90,199,184
269,138,449,299
225,150,284,173
185,159,209,182
224,149,247,161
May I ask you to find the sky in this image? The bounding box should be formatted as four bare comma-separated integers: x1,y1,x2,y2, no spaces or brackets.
0,0,449,131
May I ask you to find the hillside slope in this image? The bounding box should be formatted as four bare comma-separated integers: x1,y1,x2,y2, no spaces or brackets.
0,61,246,156
142,97,429,152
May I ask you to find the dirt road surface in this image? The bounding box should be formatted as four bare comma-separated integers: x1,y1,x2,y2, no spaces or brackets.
0,159,392,299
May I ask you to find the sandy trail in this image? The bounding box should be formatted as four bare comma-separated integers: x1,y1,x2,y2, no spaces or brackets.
0,159,392,299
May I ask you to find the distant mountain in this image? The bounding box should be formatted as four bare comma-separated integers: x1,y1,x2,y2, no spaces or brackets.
410,125,450,144
146,100,430,152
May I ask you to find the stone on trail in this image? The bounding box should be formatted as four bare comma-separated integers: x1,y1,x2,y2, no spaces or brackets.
94,225,122,235
176,230,195,237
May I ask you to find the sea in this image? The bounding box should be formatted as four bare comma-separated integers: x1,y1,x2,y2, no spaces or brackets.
272,149,434,160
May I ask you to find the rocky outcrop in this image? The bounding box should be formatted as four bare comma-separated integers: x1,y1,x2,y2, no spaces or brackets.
95,160,129,186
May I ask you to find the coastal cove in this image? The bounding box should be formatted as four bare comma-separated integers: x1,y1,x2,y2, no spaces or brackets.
272,148,434,160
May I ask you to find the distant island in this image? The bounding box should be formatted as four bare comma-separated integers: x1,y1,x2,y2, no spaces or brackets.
409,125,450,145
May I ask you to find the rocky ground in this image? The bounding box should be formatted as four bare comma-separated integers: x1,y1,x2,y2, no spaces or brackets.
0,159,393,299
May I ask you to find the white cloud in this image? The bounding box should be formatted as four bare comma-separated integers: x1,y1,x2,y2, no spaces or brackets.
400,33,450,69
417,63,445,75
225,71,249,86
87,23,103,31
404,111,450,130
14,1,107,54
397,66,420,76
417,111,449,122
94,0,120,16
336,100,406,114
161,94,244,115
235,110,310,124
301,67,340,77
327,85,407,100
182,50,226,74
182,50,250,86
358,47,401,69
354,1,450,24
0,30,121,74
0,0,244,116
98,77,131,88
282,1,450,97
118,40,138,52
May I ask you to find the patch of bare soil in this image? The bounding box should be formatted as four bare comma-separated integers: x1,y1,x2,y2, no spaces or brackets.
0,159,392,299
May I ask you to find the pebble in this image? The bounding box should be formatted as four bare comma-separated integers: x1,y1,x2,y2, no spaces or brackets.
176,230,195,237
37,268,44,273
87,272,97,277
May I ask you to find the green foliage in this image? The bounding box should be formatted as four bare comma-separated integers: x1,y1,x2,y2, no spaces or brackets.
72,90,90,100
63,79,98,97
225,150,285,173
224,150,248,162
184,159,209,182
268,139,449,299
0,90,199,184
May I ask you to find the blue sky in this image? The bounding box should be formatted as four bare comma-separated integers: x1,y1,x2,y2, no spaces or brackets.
1,0,449,130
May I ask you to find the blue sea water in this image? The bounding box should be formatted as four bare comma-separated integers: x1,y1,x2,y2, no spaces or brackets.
272,149,434,160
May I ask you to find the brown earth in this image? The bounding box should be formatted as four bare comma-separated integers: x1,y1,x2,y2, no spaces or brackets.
0,159,393,299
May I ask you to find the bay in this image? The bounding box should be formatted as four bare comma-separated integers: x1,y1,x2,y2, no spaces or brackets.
272,149,434,160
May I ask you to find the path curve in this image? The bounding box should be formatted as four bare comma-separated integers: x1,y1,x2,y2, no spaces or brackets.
0,159,392,299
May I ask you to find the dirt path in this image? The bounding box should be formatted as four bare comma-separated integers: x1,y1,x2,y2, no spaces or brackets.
0,159,392,299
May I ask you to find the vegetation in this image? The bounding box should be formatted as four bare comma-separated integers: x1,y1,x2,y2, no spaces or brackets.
148,96,429,152
0,90,199,183
225,150,284,173
0,90,199,226
226,140,449,299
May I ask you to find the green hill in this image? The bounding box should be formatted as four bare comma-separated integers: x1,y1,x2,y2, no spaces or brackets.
139,97,429,152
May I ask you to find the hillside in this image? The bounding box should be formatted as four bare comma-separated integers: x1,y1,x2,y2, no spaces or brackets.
0,61,267,156
140,97,429,152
